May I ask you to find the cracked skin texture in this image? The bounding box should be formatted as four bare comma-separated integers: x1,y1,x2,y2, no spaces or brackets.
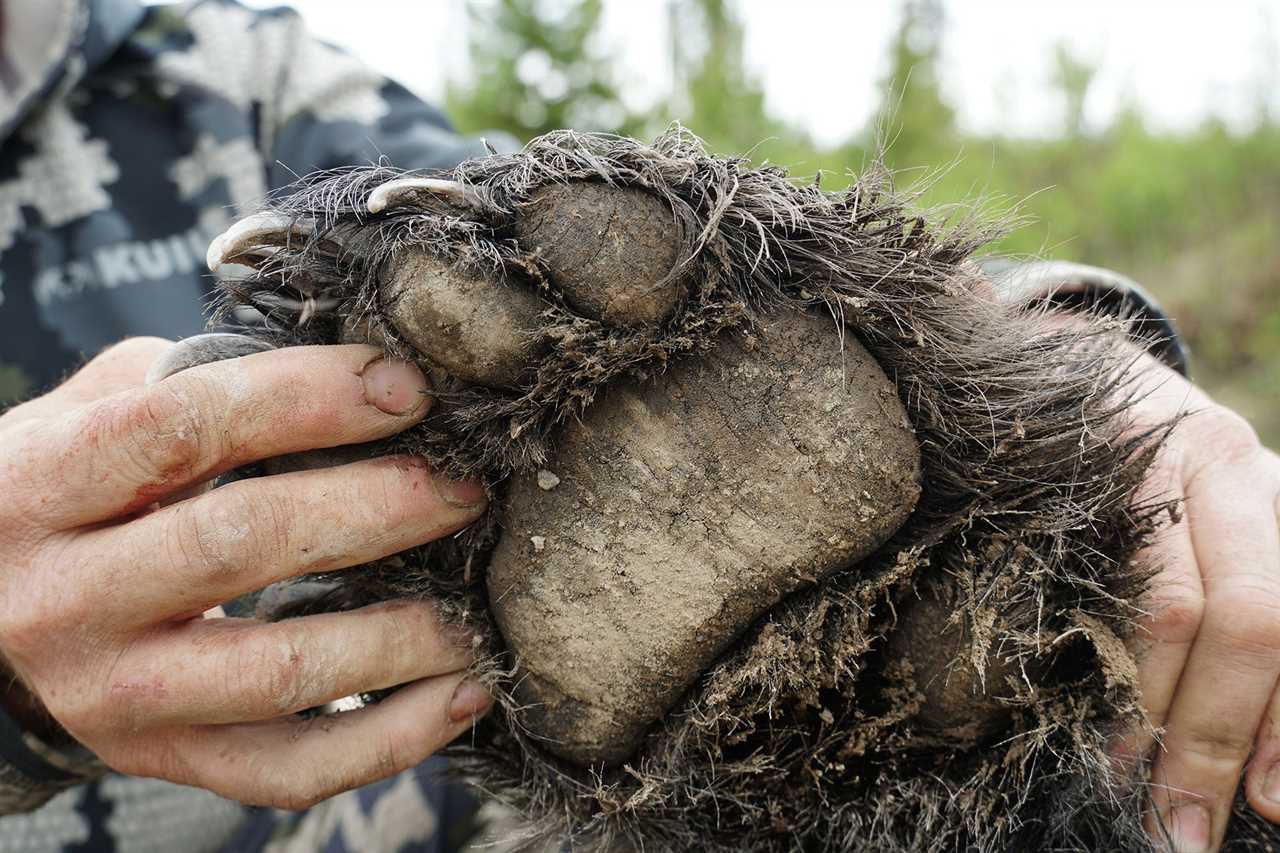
382,247,549,388
514,183,686,327
486,308,923,765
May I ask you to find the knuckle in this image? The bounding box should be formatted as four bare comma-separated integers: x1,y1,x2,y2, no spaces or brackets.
234,630,314,716
352,602,430,682
369,462,432,533
0,429,34,511
375,599,443,650
87,384,216,490
45,647,151,737
1187,406,1260,465
1205,581,1280,657
94,673,171,735
0,600,56,658
1142,585,1205,645
0,532,100,648
0,499,42,558
0,587,84,662
173,486,294,581
101,747,144,777
317,462,419,554
1176,724,1256,769
248,489,299,564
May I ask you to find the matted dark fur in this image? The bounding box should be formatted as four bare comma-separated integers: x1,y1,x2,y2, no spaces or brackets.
214,128,1273,851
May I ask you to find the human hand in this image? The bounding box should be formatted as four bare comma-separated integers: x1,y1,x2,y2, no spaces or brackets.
1111,350,1280,852
0,337,492,808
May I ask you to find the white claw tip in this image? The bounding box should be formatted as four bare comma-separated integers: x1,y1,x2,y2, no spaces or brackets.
206,214,315,273
205,236,225,273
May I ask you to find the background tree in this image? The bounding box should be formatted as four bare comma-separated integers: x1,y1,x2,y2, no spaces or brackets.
1052,44,1097,139
874,0,955,170
444,0,1280,444
666,0,797,157
445,0,644,140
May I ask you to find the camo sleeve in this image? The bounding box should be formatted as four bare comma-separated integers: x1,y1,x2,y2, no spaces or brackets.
189,0,504,185
983,259,1190,376
0,702,101,814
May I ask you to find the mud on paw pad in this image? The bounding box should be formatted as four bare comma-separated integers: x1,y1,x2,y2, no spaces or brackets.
154,128,1269,852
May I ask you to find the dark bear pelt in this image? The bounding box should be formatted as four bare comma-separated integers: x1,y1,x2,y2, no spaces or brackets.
176,127,1277,851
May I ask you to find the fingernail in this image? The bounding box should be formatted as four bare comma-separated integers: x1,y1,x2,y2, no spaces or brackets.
448,678,492,723
433,476,487,510
361,357,429,416
1164,803,1210,853
1265,763,1280,804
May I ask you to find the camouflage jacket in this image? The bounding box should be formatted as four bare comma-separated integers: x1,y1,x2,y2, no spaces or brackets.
0,0,498,850
0,0,491,404
0,0,1186,850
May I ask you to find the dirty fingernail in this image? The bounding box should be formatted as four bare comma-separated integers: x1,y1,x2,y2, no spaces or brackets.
1164,803,1210,853
1265,763,1280,804
434,476,487,510
448,678,492,723
362,358,429,416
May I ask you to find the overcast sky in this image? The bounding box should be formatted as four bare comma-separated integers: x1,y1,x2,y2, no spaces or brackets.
225,0,1279,145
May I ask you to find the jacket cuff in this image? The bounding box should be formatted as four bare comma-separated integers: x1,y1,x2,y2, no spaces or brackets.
981,259,1190,376
0,702,102,814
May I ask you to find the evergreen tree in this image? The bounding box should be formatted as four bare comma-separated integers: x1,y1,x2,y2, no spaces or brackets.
447,0,813,164
1051,44,1098,139
666,0,816,169
445,0,641,141
876,0,955,167
669,0,776,153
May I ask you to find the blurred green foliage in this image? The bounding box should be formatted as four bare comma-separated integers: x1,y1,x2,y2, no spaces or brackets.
0,364,29,403
448,0,1280,444
445,0,646,137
